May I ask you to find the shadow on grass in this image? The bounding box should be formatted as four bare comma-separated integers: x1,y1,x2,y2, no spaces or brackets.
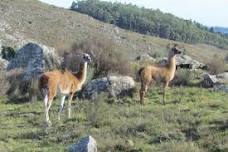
209,120,228,131
6,96,30,104
14,130,48,141
181,128,200,141
5,111,42,117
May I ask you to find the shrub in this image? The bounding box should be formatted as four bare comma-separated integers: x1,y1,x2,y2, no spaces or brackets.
6,68,41,102
60,34,132,79
225,53,228,62
0,70,10,96
206,54,226,75
6,68,25,96
149,52,161,58
1,46,16,60
171,69,194,86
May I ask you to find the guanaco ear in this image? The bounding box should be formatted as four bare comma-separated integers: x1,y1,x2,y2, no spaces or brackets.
166,43,172,49
76,52,83,57
167,43,178,50
173,43,178,48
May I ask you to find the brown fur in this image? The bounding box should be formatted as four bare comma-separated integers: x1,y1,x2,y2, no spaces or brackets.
39,53,91,126
138,44,182,105
39,67,85,99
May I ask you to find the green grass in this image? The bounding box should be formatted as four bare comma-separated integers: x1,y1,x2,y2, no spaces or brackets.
0,87,227,152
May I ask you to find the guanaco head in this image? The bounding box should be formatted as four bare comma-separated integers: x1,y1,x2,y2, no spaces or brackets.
167,43,182,57
82,53,92,63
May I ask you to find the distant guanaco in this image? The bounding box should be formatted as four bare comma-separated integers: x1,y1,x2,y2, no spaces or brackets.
138,44,182,105
39,53,92,126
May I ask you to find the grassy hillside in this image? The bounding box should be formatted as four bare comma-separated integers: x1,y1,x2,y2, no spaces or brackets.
0,0,227,63
0,1,228,151
0,87,227,151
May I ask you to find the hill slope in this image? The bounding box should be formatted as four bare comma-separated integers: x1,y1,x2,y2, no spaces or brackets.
71,0,228,48
0,0,227,63
214,27,228,35
0,1,227,152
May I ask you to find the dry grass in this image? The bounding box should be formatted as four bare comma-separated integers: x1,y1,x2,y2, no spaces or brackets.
206,54,226,74
0,70,10,96
60,34,132,79
0,0,227,63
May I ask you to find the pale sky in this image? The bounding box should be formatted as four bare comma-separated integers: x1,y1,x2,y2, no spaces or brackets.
39,0,228,27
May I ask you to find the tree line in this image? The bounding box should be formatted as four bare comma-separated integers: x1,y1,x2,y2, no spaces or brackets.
71,0,228,49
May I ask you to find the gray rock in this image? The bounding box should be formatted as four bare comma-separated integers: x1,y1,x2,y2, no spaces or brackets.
158,55,205,70
202,74,217,87
7,42,61,80
214,84,228,93
68,136,97,152
176,55,205,70
7,43,44,79
136,54,156,62
202,72,228,90
6,42,61,100
71,1,77,10
82,76,135,100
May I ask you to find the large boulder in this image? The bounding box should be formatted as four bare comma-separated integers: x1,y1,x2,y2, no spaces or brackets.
82,76,135,100
68,136,97,152
7,42,61,75
176,55,206,70
158,55,206,70
6,42,61,101
214,85,228,93
202,72,228,88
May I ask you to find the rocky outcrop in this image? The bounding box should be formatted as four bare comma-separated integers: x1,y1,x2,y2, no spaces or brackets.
6,42,61,101
68,136,97,152
82,76,135,100
202,72,228,88
159,55,206,70
135,53,156,62
176,55,206,70
7,42,61,79
214,84,228,93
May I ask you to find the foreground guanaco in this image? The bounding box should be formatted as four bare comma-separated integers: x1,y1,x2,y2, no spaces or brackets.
138,44,182,105
39,53,92,126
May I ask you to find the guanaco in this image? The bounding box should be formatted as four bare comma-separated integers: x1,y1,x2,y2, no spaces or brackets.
138,44,182,105
39,53,92,126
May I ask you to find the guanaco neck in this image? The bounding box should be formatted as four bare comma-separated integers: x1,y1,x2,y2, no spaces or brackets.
167,53,176,74
74,62,87,84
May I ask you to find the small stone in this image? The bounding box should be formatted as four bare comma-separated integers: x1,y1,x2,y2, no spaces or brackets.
68,136,97,152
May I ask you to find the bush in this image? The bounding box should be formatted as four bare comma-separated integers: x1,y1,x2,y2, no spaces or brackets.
225,53,228,62
0,70,10,96
206,54,226,74
1,46,16,60
6,68,41,102
60,34,132,79
171,69,194,86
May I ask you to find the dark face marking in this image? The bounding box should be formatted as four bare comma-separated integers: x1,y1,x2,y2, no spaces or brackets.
172,47,182,54
83,53,92,63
